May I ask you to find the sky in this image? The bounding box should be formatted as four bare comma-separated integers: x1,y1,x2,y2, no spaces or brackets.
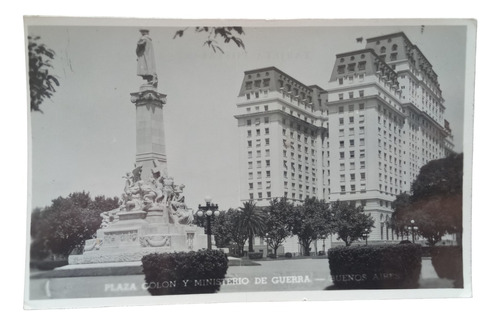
27,19,472,211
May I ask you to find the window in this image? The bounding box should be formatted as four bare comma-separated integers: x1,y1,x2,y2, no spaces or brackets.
247,119,251,126
248,172,253,180
360,149,365,158
265,128,269,135
350,151,355,158
359,90,364,97
340,186,346,193
249,183,253,189
264,117,269,124
247,140,252,147
266,160,270,167
350,162,355,170
245,81,252,90
265,138,270,146
349,139,355,147
340,174,345,182
349,116,354,124
263,79,270,87
266,170,271,178
380,46,386,53
248,151,252,158
248,162,253,169
339,93,344,100
340,152,345,159
360,172,366,180
351,185,356,192
256,129,260,136
264,105,269,111
350,173,355,181
339,129,345,137
359,115,365,123
338,78,343,85
339,106,344,113
360,161,366,169
340,163,345,171
339,117,344,125
358,61,366,70
247,130,252,137
338,65,345,74
348,63,355,72
339,140,345,148
349,92,354,99
360,138,365,146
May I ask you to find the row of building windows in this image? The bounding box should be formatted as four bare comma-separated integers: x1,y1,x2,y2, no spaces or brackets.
339,172,366,182
339,160,366,170
338,90,365,100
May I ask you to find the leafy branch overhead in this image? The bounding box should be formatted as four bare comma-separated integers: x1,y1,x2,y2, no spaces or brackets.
28,36,60,113
174,27,245,53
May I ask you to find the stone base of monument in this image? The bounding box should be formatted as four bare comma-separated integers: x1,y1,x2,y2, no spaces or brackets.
68,209,211,265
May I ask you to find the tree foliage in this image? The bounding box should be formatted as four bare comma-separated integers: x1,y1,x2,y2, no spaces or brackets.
264,197,293,256
392,153,463,246
30,191,120,259
330,200,375,246
28,35,60,113
173,27,245,53
238,201,266,253
287,197,332,256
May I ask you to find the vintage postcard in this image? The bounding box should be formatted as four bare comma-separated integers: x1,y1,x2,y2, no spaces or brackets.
25,17,475,309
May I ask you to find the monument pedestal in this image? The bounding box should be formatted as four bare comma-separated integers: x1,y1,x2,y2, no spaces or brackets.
69,206,209,265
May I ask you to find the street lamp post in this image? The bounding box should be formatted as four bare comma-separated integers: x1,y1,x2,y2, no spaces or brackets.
407,219,419,243
362,228,369,246
196,196,220,250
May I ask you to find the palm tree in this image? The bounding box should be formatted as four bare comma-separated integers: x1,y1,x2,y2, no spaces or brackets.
238,201,266,253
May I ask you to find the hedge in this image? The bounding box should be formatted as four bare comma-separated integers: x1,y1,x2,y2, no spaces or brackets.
430,246,463,288
328,244,422,289
141,250,228,295
248,252,263,259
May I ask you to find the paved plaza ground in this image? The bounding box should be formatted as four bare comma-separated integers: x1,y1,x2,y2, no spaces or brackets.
28,257,454,300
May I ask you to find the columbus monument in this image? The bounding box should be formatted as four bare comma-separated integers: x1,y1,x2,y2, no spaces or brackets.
69,30,209,264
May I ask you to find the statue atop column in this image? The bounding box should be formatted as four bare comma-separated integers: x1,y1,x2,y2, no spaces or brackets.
136,29,158,87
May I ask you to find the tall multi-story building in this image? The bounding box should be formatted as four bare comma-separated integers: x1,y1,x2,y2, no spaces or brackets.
234,67,330,206
235,32,455,247
326,32,454,241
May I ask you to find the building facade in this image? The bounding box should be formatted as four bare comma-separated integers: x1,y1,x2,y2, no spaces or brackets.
235,32,455,248
235,67,330,206
326,33,454,241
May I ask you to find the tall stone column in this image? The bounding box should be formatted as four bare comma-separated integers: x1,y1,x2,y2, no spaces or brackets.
130,84,167,180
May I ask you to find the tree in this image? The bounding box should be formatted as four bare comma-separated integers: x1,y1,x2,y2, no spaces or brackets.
28,35,60,113
287,197,332,256
391,153,463,246
331,200,375,246
211,209,236,248
238,201,266,253
264,197,293,257
30,191,120,259
173,27,245,53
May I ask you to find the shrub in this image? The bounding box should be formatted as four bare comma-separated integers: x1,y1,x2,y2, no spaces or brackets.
31,259,68,271
267,253,276,259
318,251,326,256
328,244,422,289
141,250,228,295
430,246,463,288
248,252,263,259
285,252,293,258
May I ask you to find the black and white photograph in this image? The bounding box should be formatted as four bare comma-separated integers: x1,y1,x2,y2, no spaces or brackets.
24,17,475,309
